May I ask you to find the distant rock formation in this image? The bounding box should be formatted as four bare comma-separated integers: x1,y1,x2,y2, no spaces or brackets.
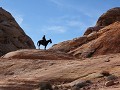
96,7,120,26
50,7,120,58
84,7,120,35
69,22,120,58
0,7,35,56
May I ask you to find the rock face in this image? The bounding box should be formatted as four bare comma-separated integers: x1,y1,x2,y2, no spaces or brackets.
0,7,35,56
50,7,120,58
69,22,120,58
84,7,120,35
96,7,120,26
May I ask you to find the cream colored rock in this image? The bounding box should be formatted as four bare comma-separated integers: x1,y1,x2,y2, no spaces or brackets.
105,81,116,87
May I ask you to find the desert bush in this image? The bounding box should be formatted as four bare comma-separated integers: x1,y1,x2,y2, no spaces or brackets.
106,75,118,81
100,71,110,76
39,81,53,90
71,80,92,90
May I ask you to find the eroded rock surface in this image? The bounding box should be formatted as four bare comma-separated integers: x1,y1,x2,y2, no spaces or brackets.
0,53,120,90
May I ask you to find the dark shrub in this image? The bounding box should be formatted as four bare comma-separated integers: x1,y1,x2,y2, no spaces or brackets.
39,81,53,90
106,75,118,81
101,71,110,76
72,80,92,90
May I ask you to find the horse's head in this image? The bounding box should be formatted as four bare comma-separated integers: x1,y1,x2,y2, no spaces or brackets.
49,39,52,43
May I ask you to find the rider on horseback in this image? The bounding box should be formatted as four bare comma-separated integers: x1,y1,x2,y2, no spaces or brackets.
37,35,52,50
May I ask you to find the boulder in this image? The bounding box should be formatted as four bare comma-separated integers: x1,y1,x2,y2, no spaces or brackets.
105,81,115,87
84,26,104,35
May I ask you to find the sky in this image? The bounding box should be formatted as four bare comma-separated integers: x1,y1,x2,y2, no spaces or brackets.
0,0,120,49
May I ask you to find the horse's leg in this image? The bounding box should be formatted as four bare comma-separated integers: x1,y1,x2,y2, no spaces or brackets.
39,45,40,49
38,44,40,49
44,45,46,50
37,41,40,49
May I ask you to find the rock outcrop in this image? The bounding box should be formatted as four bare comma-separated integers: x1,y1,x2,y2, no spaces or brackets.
69,22,120,58
96,7,120,27
50,7,120,58
84,7,120,35
2,49,75,60
0,7,35,56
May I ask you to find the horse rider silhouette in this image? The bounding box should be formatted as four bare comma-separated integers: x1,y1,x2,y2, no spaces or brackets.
37,35,52,50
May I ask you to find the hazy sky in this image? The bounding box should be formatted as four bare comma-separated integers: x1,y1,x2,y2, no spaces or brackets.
0,0,120,49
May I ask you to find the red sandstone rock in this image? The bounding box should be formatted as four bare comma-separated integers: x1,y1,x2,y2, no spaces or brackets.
96,7,120,27
0,7,35,56
69,22,120,58
50,7,120,58
2,49,75,60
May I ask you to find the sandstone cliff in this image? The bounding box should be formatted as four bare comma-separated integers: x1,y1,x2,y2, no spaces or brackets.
50,7,120,58
0,7,35,56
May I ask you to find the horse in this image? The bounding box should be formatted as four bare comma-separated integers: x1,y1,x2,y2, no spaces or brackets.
37,39,52,50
